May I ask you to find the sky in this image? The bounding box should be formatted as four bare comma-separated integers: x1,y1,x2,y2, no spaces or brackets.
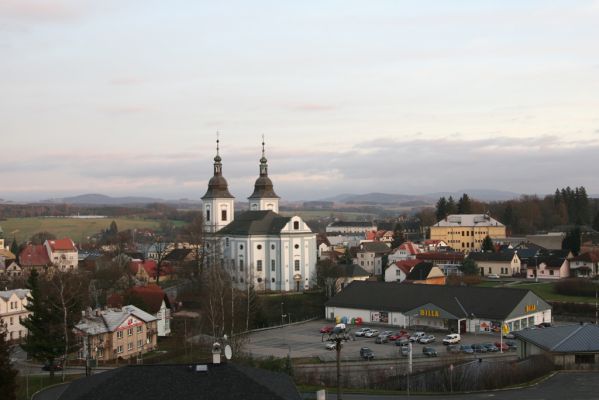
1,0,599,202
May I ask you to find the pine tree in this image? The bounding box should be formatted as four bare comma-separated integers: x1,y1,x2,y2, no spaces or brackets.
457,193,472,214
435,197,448,221
561,227,581,256
447,196,457,215
460,259,479,275
0,322,18,400
481,235,495,252
593,211,599,232
20,269,66,378
10,237,19,260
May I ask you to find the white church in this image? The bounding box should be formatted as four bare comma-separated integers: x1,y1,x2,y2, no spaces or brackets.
201,139,317,292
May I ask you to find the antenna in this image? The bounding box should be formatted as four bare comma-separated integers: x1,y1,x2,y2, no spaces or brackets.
224,345,232,360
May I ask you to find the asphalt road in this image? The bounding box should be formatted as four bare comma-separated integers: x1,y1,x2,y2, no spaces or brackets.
303,371,599,400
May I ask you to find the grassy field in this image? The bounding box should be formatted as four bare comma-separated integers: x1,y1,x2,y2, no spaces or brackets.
476,280,598,304
279,210,377,221
0,217,167,243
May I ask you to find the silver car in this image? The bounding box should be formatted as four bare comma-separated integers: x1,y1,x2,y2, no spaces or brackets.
418,335,436,344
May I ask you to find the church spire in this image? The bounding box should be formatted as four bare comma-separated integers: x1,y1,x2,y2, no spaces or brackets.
213,132,222,175
260,135,268,176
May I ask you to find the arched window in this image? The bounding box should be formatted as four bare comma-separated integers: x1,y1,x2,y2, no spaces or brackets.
293,221,299,230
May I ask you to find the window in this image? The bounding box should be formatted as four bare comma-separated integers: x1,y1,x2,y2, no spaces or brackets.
294,260,300,271
257,277,262,283
128,342,133,351
221,209,227,221
549,270,554,276
271,244,275,250
128,328,133,336
137,326,143,333
271,260,275,271
10,317,13,325
271,278,275,283
575,354,596,364
257,260,262,271
293,221,299,230
488,267,492,273
206,209,211,222
117,331,123,339
240,244,244,250
239,259,244,271
117,345,123,354
97,348,104,358
257,244,262,250
294,244,299,249
138,339,143,348
225,238,229,247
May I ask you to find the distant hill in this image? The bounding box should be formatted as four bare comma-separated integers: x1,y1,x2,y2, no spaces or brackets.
41,193,201,207
424,189,521,202
321,192,426,205
320,189,521,205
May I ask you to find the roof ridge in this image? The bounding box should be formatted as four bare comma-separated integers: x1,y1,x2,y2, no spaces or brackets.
550,325,585,351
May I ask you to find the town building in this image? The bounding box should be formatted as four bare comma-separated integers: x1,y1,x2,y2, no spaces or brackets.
430,214,506,252
388,241,420,263
0,289,30,342
404,262,446,285
326,221,377,234
415,252,465,276
202,140,317,292
325,281,551,334
19,244,51,272
354,241,391,275
514,323,599,369
74,305,158,362
384,259,420,283
467,251,521,277
569,252,599,278
527,257,570,280
44,238,79,271
334,263,370,292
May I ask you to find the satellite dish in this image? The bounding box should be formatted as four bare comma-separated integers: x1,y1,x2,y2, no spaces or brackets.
224,345,232,360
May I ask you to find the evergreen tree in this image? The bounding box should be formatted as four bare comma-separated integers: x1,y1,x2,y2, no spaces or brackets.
20,269,66,378
593,211,599,232
10,237,18,259
561,227,581,256
109,220,118,234
0,322,17,400
435,197,448,221
457,193,472,214
481,235,495,252
460,259,479,275
447,196,457,215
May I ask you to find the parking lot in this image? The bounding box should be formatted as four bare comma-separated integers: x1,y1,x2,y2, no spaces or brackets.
246,319,517,362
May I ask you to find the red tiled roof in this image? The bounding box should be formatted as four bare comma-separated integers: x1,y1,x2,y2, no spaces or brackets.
129,259,173,278
399,241,420,255
46,238,77,252
365,231,377,241
107,285,170,314
19,244,51,267
395,259,420,274
571,252,599,263
424,240,442,245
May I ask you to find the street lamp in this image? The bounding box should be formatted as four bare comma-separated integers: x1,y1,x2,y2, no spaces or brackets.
534,254,539,283
327,324,348,400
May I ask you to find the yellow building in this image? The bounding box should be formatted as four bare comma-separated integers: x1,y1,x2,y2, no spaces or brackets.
430,214,506,252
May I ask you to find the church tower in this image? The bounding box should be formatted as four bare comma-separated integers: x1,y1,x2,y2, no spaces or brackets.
248,138,280,213
201,137,235,233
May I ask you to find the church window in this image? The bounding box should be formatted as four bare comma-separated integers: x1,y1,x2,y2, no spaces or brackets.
257,260,262,271
271,260,275,271
239,260,244,271
221,210,227,221
225,238,229,247
271,244,275,250
293,221,299,230
206,209,211,222
271,278,275,283
251,203,258,210
294,260,300,271
294,244,299,249
257,277,262,283
257,244,262,250
267,203,274,210
240,244,244,250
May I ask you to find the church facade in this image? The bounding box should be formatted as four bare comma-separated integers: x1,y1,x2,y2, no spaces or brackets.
201,140,317,292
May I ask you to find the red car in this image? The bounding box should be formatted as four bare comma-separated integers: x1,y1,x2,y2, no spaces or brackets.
320,325,334,334
388,330,409,341
494,342,509,351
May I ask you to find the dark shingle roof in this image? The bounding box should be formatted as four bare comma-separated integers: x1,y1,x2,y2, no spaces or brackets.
164,248,193,262
467,252,515,262
325,281,542,320
406,262,434,280
218,211,290,236
514,324,599,353
329,221,375,227
540,257,566,268
360,242,391,254
338,263,370,277
56,364,301,400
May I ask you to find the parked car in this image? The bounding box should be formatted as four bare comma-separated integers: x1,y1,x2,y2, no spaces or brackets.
380,330,393,337
355,328,372,337
442,333,461,345
506,340,518,351
471,344,488,353
446,344,461,354
494,342,509,352
320,325,334,334
364,329,380,338
360,347,374,360
389,330,409,341
483,343,499,352
460,344,474,354
325,342,341,350
422,347,438,357
503,332,515,339
42,363,63,372
400,345,410,357
487,273,500,279
409,332,425,342
395,338,410,347
418,335,436,344
375,335,389,344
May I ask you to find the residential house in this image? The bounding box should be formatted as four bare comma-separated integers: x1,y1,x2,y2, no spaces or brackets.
44,238,78,271
0,289,30,342
326,221,377,234
404,262,446,285
384,259,420,282
74,305,158,362
569,252,599,278
317,235,332,260
1,261,23,279
430,214,506,252
528,257,570,280
467,251,521,277
107,285,172,337
423,239,448,252
19,244,51,273
416,252,465,276
388,241,420,263
335,263,370,293
525,233,565,251
355,241,391,275
514,324,599,369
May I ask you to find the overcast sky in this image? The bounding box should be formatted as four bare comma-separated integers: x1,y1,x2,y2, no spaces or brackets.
1,0,598,201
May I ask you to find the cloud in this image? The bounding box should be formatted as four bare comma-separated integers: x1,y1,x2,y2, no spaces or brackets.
290,103,336,112
0,1,82,23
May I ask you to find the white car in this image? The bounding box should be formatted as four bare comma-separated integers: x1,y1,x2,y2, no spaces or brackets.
364,329,380,337
355,328,372,337
409,332,425,342
442,333,461,345
325,342,341,350
418,335,436,344
487,274,500,279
